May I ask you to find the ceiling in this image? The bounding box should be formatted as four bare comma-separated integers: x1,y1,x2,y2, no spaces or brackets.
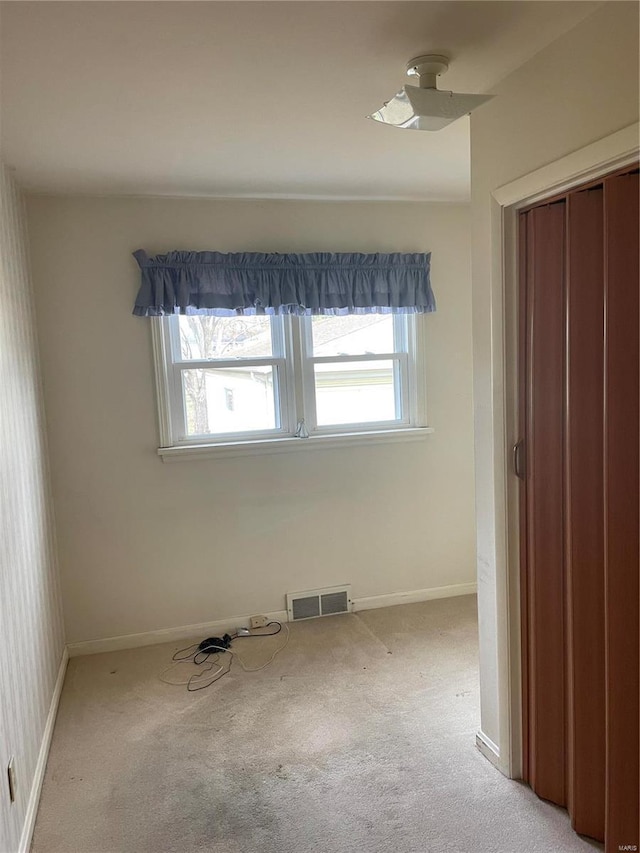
0,1,599,201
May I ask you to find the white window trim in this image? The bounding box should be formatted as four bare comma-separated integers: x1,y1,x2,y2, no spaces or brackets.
156,426,434,461
151,314,432,460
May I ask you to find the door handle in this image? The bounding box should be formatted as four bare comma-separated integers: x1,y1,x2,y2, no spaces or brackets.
513,440,525,480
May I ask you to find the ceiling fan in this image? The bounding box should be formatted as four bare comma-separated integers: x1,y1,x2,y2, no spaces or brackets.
367,54,494,131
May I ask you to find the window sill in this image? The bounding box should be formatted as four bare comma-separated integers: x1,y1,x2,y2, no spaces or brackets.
157,426,434,462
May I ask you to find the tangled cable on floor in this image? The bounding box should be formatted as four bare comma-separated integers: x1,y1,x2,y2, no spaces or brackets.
159,621,290,692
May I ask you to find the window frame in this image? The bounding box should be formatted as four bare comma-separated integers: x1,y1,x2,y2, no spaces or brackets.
297,314,425,436
151,313,430,457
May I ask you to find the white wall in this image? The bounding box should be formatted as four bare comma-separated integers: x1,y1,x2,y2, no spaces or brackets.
0,166,65,852
470,1,639,765
26,197,475,644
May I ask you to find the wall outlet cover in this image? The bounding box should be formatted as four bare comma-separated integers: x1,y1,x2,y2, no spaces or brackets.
250,615,269,629
7,757,16,803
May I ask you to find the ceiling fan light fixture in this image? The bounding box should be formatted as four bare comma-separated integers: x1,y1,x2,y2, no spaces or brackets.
367,54,494,131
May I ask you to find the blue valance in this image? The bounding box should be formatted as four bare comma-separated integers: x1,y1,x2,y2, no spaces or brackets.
132,250,435,316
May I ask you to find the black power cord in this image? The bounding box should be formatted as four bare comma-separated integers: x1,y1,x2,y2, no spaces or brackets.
232,621,282,640
166,622,284,692
194,634,233,664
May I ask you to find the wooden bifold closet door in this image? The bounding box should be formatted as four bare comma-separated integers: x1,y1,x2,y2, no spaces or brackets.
518,168,639,852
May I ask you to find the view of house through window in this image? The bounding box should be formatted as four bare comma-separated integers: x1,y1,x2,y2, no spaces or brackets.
178,316,278,436
310,316,398,426
157,313,424,445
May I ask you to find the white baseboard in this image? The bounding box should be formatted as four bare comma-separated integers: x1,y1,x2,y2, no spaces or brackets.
67,609,289,657
67,582,477,658
19,647,69,853
476,729,507,776
353,582,477,612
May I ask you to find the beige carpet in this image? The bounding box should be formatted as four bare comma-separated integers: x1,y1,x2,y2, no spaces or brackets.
32,596,601,853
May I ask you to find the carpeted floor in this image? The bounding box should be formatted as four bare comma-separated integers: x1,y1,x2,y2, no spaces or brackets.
32,596,601,853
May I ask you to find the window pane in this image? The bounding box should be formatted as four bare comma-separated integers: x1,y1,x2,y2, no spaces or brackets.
182,367,277,435
178,316,274,360
314,360,397,426
310,315,394,356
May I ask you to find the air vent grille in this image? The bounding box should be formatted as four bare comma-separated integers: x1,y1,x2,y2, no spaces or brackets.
287,585,352,621
321,591,349,615
292,596,320,620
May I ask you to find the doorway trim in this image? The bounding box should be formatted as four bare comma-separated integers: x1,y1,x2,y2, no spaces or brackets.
484,122,639,780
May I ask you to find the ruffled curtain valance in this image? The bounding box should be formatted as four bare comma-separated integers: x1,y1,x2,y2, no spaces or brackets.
132,250,435,316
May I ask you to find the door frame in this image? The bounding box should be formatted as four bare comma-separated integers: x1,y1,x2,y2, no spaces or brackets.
482,122,639,780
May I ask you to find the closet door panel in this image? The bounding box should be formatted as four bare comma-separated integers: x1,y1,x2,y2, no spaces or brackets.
603,171,639,853
525,202,567,806
565,188,606,841
518,211,530,785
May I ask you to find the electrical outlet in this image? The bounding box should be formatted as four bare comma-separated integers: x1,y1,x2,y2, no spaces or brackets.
7,757,16,804
250,615,268,629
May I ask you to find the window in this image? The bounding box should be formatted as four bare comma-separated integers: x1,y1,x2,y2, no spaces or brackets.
135,248,435,457
152,313,428,456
